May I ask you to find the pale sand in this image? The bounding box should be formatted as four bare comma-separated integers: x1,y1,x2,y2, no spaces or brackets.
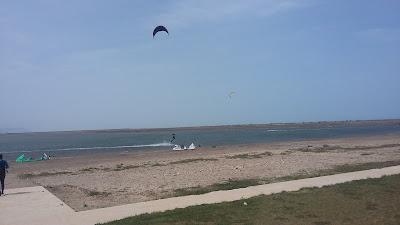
5,133,400,211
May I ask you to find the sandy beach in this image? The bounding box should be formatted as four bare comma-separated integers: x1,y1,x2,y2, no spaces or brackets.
5,132,400,211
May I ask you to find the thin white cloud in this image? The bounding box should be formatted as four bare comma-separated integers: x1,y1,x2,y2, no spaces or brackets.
154,0,314,29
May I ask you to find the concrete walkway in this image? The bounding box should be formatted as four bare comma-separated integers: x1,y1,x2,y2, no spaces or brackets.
2,165,400,225
0,186,76,225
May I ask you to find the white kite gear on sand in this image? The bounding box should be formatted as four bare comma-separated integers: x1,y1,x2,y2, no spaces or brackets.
188,143,196,150
172,145,184,151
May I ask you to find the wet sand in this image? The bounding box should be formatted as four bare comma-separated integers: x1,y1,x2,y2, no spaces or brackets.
5,133,400,211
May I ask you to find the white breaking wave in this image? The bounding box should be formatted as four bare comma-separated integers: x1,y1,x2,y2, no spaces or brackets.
3,142,173,154
266,129,289,132
267,128,328,132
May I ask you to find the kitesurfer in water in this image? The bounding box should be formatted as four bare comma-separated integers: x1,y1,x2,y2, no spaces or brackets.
170,133,176,143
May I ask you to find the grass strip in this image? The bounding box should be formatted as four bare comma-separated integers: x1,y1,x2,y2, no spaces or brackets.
99,174,400,225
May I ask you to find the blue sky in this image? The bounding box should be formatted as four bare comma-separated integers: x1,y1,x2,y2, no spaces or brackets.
1,0,399,132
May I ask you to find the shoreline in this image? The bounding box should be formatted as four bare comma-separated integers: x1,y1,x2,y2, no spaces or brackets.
3,126,400,158
6,130,400,165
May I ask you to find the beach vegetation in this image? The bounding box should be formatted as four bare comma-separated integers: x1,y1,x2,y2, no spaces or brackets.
112,164,142,171
150,158,219,167
331,160,400,173
360,152,374,156
294,143,400,153
150,162,165,167
79,167,98,172
18,171,73,179
280,150,293,155
168,158,218,165
173,178,261,196
87,190,111,197
225,151,272,159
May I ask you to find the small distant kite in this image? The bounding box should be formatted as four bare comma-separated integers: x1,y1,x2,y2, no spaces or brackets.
153,25,169,38
228,91,236,99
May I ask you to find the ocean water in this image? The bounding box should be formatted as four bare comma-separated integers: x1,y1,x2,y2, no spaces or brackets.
1,125,400,157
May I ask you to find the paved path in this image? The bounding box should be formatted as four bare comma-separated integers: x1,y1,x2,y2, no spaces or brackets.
1,165,400,225
0,186,75,225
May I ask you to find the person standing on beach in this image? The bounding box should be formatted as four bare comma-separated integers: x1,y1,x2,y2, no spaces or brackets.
0,154,9,196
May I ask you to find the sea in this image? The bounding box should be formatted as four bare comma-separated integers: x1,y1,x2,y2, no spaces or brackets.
1,124,400,158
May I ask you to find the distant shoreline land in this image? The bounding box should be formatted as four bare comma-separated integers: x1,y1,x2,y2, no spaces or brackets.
1,119,400,135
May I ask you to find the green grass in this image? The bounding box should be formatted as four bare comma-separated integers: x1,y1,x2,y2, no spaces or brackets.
99,174,400,225
225,151,272,159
